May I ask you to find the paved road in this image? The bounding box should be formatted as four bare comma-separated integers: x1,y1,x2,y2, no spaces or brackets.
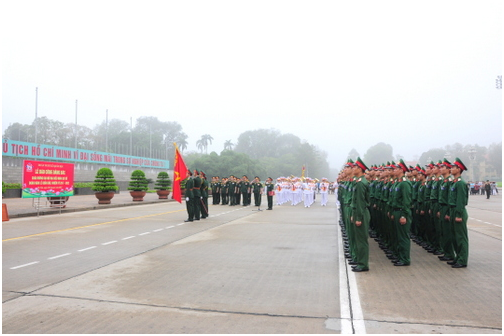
2,193,501,333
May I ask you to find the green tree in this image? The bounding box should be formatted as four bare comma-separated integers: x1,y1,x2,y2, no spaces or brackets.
363,142,394,166
487,142,502,177
224,140,234,151
196,134,214,154
347,148,360,162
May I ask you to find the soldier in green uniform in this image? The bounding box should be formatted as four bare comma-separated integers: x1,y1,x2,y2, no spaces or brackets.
373,165,385,248
383,162,397,261
251,176,263,207
414,166,428,246
212,176,221,205
368,166,378,239
241,175,251,206
349,157,370,272
228,176,236,206
437,159,455,262
342,160,356,262
200,171,209,218
221,177,228,205
447,157,469,268
265,177,274,210
192,169,202,220
184,170,195,222
430,161,443,255
391,159,412,266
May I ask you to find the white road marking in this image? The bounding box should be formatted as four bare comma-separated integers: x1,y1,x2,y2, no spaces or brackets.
48,253,71,260
78,246,97,252
469,217,501,227
177,223,185,226
121,236,135,240
102,240,117,245
139,232,150,236
336,208,366,334
153,229,163,232
10,261,39,269
166,226,175,229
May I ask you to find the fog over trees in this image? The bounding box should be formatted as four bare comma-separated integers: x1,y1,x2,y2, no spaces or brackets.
3,117,501,180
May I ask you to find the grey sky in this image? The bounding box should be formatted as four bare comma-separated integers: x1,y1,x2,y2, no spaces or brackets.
2,1,502,168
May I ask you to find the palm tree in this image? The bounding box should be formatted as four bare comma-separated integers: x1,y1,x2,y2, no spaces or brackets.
196,139,205,153
177,138,188,152
224,140,234,151
197,134,214,154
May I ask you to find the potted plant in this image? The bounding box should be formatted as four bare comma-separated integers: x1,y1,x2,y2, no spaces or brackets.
128,169,148,201
92,168,119,204
154,172,172,199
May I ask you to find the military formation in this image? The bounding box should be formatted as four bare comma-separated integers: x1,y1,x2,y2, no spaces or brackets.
338,157,470,272
182,157,470,273
208,175,266,208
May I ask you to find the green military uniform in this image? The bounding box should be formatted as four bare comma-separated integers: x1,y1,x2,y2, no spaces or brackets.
200,172,209,218
252,178,263,207
221,179,228,205
415,172,427,246
448,157,469,268
350,157,370,272
422,163,435,250
265,178,274,210
391,159,413,266
192,172,202,220
235,180,242,205
430,161,443,254
184,176,195,221
241,178,251,206
342,161,356,261
211,178,221,205
438,159,455,261
228,177,236,206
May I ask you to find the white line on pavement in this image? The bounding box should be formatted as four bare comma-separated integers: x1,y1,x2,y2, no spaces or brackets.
336,208,366,334
10,261,40,270
121,236,135,240
139,232,150,236
48,253,71,260
102,241,117,245
469,217,501,227
153,229,163,232
78,246,97,252
166,226,175,229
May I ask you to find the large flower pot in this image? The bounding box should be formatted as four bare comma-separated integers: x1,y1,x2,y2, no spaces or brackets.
156,190,170,199
47,196,70,208
95,191,115,204
130,190,146,201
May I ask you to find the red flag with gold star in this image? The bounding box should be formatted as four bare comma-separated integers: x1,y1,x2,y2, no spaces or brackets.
172,143,187,203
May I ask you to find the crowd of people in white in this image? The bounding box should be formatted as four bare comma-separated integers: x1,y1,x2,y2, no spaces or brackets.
273,177,336,208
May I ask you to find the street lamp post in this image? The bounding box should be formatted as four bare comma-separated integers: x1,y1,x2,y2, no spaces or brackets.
74,100,78,149
468,147,477,182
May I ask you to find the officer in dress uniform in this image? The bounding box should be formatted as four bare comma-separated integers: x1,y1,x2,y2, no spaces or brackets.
437,159,455,262
447,157,469,268
192,169,201,220
265,177,274,210
212,176,221,205
221,177,229,205
184,170,195,222
200,171,209,219
390,159,412,266
252,176,263,207
228,176,236,206
349,157,370,272
241,175,251,206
